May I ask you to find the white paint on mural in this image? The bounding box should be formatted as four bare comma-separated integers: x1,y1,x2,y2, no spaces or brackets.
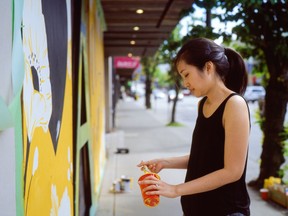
22,0,52,141
58,187,71,216
32,147,38,176
50,185,71,216
50,184,58,216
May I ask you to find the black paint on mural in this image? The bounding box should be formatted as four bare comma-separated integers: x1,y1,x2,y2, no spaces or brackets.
31,66,40,92
42,0,68,153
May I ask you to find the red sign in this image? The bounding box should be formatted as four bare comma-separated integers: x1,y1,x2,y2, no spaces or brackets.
114,57,140,69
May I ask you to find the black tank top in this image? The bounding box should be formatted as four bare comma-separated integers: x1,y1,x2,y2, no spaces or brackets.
181,93,250,216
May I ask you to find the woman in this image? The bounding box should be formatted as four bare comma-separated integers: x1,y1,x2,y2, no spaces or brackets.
138,38,250,216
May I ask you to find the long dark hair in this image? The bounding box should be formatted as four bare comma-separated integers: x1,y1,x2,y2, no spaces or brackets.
174,38,247,95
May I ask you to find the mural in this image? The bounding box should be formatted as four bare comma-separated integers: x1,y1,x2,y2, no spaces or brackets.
87,0,106,196
74,1,93,214
22,0,73,214
73,1,107,214
0,0,108,214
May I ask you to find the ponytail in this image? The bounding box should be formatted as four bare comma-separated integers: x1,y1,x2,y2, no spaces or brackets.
224,48,247,95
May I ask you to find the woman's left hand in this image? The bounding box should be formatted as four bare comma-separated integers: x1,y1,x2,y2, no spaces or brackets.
138,175,179,198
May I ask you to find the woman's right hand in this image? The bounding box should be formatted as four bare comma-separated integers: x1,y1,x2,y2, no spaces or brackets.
137,159,165,173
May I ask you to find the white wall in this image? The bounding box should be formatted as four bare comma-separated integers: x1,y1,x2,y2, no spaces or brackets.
0,0,16,215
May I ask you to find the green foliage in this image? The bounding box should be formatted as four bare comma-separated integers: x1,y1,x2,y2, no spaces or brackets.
182,25,220,43
281,125,288,156
166,122,184,127
154,66,170,88
158,25,182,62
141,55,159,77
158,25,183,85
279,124,288,183
254,107,265,131
141,54,162,109
217,1,288,70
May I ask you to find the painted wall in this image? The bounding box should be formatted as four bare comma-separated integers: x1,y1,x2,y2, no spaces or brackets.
88,0,106,199
0,0,107,215
74,0,107,215
22,0,73,214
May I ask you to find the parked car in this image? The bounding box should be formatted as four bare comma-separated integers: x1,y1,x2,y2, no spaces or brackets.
167,89,184,102
153,89,166,99
243,85,265,103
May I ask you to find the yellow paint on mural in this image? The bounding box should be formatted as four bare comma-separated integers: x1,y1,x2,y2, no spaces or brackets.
88,1,106,197
23,73,73,215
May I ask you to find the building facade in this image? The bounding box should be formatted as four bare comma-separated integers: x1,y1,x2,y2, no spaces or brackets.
0,0,107,215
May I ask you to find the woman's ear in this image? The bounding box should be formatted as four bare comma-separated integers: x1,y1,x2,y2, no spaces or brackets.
204,61,214,74
205,61,213,72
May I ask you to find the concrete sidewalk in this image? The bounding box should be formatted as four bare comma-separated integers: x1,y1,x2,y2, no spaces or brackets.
97,99,288,216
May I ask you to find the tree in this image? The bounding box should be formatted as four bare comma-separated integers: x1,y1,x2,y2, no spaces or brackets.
158,25,182,124
141,56,159,109
182,0,220,44
217,0,288,188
